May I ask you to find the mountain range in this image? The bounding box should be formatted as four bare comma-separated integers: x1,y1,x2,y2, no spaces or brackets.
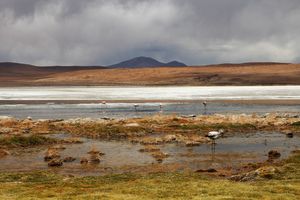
108,56,186,68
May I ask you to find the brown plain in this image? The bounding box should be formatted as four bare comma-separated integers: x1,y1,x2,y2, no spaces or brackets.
1,63,300,86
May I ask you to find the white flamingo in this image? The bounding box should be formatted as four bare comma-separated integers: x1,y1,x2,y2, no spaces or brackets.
206,129,224,144
100,101,107,113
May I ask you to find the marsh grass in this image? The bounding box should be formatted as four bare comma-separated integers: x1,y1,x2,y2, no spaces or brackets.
0,152,299,199
0,135,57,147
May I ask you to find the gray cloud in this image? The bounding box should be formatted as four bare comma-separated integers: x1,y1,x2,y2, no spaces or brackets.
0,0,300,65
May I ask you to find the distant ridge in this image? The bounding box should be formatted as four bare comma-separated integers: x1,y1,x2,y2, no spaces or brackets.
108,56,187,68
0,61,299,86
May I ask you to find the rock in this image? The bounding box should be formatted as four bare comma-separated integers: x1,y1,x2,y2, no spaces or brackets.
48,158,63,167
195,168,217,173
0,149,10,158
283,131,293,138
268,150,281,159
80,157,89,164
63,157,76,162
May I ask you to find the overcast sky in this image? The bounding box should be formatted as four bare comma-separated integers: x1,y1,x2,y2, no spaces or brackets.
0,0,300,66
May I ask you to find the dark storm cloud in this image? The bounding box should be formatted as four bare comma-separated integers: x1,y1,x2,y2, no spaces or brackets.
0,0,300,65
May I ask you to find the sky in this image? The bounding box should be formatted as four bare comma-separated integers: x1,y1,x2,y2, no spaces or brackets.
0,0,300,66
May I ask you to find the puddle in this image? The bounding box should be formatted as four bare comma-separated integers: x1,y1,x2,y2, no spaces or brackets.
0,132,299,176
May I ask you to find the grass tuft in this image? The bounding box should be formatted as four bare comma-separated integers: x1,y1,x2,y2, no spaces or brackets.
0,135,57,147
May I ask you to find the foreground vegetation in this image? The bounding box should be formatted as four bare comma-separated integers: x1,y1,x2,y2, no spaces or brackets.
0,114,299,199
0,152,299,199
0,135,58,148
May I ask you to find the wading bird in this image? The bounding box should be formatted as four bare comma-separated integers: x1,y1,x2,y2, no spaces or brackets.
159,103,163,112
203,101,207,114
100,101,107,113
206,129,224,144
134,104,139,112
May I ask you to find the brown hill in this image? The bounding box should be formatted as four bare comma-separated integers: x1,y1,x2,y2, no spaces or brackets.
0,62,105,86
1,62,300,86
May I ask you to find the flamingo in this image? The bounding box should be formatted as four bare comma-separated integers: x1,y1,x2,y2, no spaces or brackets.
203,101,207,114
134,104,139,111
159,103,163,112
100,101,107,113
206,129,224,144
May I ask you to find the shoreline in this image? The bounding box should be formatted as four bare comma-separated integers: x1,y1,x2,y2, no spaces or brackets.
1,99,300,105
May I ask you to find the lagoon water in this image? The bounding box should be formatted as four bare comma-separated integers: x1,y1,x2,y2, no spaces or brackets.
1,102,300,119
0,86,300,119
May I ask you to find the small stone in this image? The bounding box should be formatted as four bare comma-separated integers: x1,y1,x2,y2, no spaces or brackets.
283,131,294,138
268,150,281,159
48,159,63,167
